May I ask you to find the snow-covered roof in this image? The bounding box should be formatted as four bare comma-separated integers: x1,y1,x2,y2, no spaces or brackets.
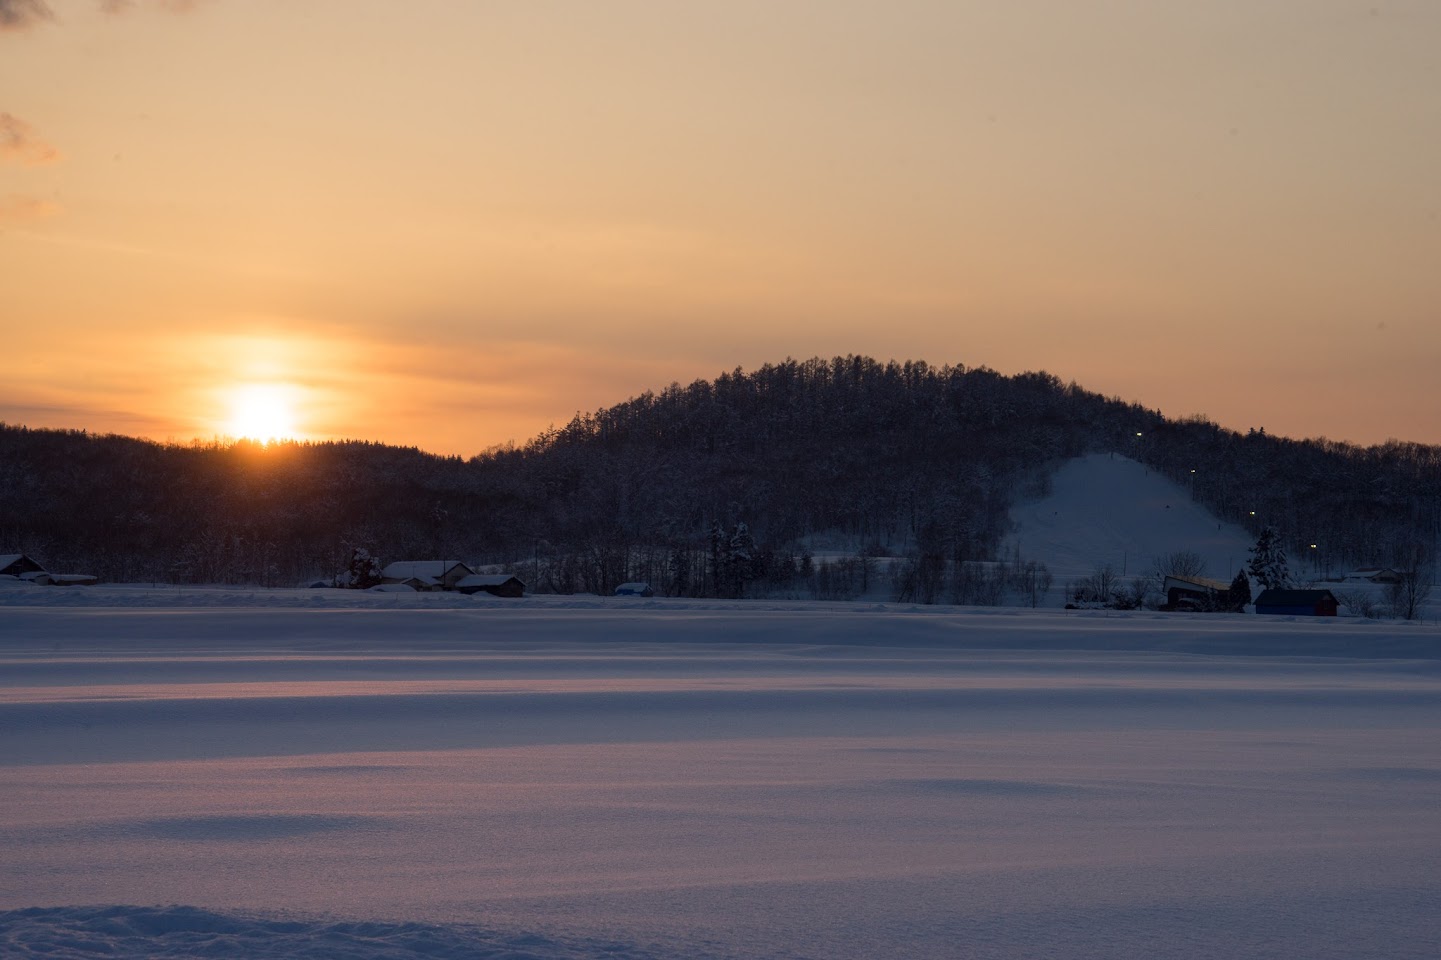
401,575,441,587
1255,589,1337,605
381,560,471,580
367,582,416,592
0,553,45,574
455,574,521,587
1344,568,1398,582
614,582,652,594
1163,575,1231,593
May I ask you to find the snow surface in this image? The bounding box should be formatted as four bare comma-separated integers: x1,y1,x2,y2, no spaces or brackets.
1008,453,1258,582
3,589,1441,959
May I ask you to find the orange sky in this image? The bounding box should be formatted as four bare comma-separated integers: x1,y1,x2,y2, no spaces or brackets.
3,0,1438,454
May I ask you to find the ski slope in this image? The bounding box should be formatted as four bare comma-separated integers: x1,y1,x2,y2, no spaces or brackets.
1009,453,1257,582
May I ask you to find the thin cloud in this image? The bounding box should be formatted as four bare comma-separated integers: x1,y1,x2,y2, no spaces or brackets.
0,193,62,223
0,113,61,165
0,0,52,32
99,0,207,14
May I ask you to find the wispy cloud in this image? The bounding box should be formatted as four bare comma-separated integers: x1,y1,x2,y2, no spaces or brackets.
0,0,52,32
0,193,61,223
2,0,205,29
98,0,207,15
0,113,61,165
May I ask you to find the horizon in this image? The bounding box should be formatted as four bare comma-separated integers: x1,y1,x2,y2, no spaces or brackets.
4,1,1438,453
4,354,1437,458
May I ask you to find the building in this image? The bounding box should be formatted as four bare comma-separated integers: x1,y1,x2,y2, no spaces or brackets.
1253,589,1338,617
380,560,474,591
0,554,46,578
613,582,654,597
455,574,525,598
1343,567,1402,584
1161,574,1235,612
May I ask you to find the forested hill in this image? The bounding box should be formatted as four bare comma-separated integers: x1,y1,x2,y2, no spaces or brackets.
3,356,1438,592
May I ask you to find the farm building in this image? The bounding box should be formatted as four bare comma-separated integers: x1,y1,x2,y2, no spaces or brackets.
0,554,46,578
381,560,474,591
1161,575,1236,612
1254,589,1338,617
455,574,525,598
1343,567,1402,584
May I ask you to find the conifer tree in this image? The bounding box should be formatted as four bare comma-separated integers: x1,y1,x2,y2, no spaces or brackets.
728,521,757,597
1226,569,1252,610
340,547,383,589
1246,527,1291,590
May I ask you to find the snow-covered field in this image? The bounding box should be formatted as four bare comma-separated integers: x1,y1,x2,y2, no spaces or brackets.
3,588,1440,958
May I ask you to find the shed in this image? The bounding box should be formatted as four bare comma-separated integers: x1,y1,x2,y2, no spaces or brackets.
456,574,525,598
613,582,654,597
1344,567,1402,584
1254,589,1338,617
0,554,46,578
393,575,441,592
49,574,98,587
381,560,474,591
1161,575,1233,612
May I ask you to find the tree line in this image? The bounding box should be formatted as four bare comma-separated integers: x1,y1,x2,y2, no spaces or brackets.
2,356,1437,598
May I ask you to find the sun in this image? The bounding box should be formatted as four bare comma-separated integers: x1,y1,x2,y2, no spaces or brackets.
226,383,299,443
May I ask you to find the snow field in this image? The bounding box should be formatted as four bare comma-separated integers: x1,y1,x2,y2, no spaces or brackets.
2,599,1440,959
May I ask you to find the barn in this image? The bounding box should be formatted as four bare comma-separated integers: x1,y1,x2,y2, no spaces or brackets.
1161,575,1234,612
455,574,525,598
1253,589,1339,617
0,554,46,578
381,560,474,591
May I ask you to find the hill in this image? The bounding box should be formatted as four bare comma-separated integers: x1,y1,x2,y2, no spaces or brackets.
2,356,1437,597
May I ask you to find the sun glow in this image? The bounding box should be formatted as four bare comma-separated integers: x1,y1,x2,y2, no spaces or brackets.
226,383,300,443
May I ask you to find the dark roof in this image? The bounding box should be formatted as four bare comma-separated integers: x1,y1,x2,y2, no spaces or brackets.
1254,589,1337,606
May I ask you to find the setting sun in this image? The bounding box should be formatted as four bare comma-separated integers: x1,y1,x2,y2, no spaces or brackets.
225,384,299,443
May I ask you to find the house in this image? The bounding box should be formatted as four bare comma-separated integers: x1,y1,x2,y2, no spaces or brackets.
0,554,46,579
1344,567,1402,584
391,575,441,592
1254,589,1338,617
380,560,474,591
613,582,654,597
1161,575,1235,612
455,574,525,598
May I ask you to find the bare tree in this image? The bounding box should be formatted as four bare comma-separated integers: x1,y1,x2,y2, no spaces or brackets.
1387,541,1434,621
1334,587,1379,619
1154,550,1207,581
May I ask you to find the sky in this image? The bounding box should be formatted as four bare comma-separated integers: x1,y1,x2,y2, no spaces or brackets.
3,0,1438,455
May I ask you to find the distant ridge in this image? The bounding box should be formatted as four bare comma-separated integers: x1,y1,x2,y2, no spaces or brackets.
2,356,1437,592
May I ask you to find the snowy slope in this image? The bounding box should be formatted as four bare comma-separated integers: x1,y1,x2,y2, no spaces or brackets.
1009,453,1256,583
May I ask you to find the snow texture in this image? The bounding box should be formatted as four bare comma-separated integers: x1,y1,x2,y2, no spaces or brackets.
0,905,665,959
3,593,1440,959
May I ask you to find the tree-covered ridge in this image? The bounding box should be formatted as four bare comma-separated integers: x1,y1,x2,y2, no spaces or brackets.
2,355,1437,593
